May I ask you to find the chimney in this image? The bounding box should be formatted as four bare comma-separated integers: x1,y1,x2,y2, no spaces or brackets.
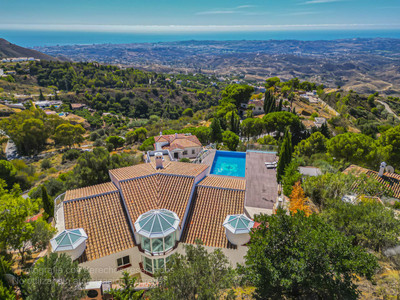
155,152,164,169
159,132,162,136
175,132,178,139
379,162,386,177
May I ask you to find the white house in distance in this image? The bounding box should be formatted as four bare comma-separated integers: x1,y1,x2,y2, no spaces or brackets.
241,99,265,115
154,133,202,160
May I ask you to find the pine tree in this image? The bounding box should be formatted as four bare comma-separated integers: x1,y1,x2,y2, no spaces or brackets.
41,185,54,219
320,122,331,139
289,181,311,216
277,128,292,182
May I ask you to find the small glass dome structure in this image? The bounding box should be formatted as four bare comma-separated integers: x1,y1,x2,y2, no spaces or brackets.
223,214,254,246
135,209,180,257
50,228,88,260
134,209,180,239
223,214,254,234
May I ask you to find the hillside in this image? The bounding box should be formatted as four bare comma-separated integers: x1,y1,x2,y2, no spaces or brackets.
34,38,400,95
0,38,56,60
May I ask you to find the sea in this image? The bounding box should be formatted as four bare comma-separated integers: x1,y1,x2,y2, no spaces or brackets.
2,29,400,47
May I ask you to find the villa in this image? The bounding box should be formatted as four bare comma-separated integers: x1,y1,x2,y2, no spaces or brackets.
52,149,279,284
154,133,202,160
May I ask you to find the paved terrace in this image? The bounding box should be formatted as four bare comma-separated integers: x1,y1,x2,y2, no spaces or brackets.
244,151,278,217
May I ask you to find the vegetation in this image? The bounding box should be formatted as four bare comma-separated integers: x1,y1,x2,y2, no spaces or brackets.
149,243,236,300
244,210,379,300
109,272,143,300
24,253,90,300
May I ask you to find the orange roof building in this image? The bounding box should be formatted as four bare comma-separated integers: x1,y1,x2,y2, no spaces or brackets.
154,133,202,160
53,150,279,283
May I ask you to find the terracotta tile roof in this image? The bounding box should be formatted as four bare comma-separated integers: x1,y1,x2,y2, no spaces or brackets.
119,174,195,225
110,162,208,182
64,182,118,201
344,165,400,198
198,176,246,191
109,164,155,182
181,185,245,249
155,134,202,151
63,192,135,262
160,161,208,177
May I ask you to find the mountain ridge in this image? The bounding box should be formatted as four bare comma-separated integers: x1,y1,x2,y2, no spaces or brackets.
0,38,56,61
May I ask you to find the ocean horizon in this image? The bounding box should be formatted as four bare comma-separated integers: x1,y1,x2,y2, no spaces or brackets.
2,29,400,47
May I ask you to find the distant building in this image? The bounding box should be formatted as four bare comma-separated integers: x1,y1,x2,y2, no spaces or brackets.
154,133,202,160
298,166,322,177
71,103,87,110
243,99,265,115
176,80,182,85
314,117,327,128
0,69,3,76
254,86,266,93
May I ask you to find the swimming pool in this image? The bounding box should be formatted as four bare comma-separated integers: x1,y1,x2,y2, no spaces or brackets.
210,151,246,177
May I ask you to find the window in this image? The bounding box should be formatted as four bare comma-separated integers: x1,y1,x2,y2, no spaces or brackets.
141,236,151,252
142,256,170,274
192,149,195,154
152,238,163,253
183,150,188,155
143,256,152,273
164,233,174,251
117,255,130,267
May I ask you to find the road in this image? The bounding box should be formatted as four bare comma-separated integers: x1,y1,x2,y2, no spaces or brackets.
377,100,400,120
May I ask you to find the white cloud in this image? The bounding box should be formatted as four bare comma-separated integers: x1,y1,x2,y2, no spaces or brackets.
283,11,318,16
196,10,236,15
196,4,257,15
303,0,342,4
0,24,398,33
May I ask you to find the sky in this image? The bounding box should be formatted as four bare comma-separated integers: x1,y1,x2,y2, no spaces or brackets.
0,0,400,32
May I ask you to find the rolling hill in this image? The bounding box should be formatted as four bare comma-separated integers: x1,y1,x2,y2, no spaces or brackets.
0,38,56,60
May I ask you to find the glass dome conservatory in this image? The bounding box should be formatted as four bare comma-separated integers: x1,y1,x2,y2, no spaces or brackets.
134,209,180,255
50,228,88,260
223,214,254,234
223,214,254,246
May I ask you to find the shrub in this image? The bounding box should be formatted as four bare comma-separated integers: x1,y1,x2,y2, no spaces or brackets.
41,159,52,170
62,149,81,163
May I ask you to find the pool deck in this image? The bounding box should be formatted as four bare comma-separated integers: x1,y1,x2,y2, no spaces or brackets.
200,149,216,175
244,151,278,217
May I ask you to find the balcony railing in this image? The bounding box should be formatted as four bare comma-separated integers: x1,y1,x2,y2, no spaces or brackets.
137,242,178,257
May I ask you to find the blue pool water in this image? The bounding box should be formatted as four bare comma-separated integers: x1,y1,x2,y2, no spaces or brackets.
210,151,246,178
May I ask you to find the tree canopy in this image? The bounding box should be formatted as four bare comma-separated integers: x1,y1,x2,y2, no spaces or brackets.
148,243,236,300
244,209,379,300
24,253,90,300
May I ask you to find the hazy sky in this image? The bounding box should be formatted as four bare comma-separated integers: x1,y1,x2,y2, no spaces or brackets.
1,0,400,31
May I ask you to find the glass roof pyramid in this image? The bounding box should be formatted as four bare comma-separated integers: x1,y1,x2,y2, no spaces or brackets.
134,209,180,238
223,214,254,234
50,228,88,252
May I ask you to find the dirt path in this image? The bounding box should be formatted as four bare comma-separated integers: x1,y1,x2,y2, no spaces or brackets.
377,100,400,120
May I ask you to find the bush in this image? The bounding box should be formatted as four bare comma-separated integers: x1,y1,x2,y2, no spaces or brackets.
41,159,52,170
62,149,81,163
106,143,114,152
179,158,191,163
139,137,155,151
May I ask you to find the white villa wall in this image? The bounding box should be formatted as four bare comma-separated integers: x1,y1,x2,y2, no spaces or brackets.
171,146,202,159
77,242,246,283
176,243,248,267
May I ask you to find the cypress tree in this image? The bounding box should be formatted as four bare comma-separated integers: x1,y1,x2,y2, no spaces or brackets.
210,118,223,143
39,89,45,100
278,99,283,111
41,185,54,219
277,128,292,183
